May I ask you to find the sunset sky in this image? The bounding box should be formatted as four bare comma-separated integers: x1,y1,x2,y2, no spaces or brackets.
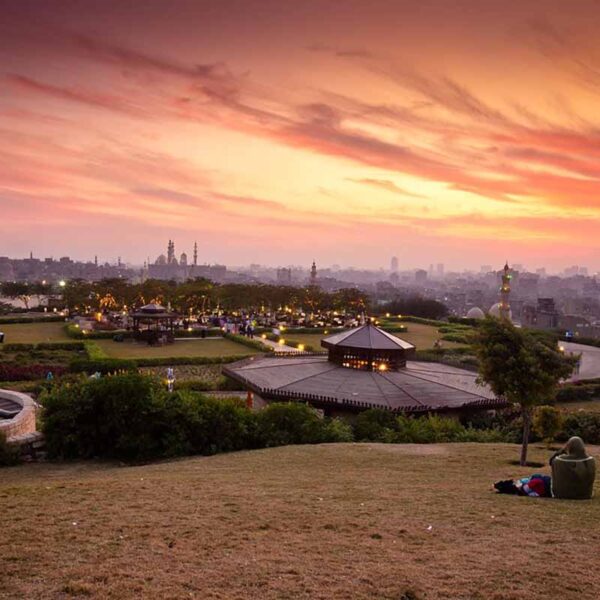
2,0,600,271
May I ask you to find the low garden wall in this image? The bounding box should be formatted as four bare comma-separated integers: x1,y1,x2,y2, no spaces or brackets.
0,389,37,440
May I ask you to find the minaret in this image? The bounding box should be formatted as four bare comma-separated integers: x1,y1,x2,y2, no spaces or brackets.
193,242,198,266
499,262,511,320
310,260,317,285
167,240,175,264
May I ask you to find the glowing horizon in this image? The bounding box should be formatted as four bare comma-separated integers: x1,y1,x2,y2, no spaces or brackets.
1,0,600,271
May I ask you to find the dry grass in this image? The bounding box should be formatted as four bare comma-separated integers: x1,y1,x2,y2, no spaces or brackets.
0,322,70,344
93,338,259,359
2,443,600,599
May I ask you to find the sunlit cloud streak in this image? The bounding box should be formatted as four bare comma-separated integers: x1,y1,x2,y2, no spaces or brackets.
1,0,600,268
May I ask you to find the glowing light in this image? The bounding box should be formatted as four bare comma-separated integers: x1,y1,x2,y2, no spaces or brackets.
58,280,66,287
386,313,391,318
297,344,305,351
187,327,193,332
261,334,267,339
378,363,387,371
278,338,285,345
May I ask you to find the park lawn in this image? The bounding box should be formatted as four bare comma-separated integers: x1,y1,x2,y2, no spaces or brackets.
282,323,464,351
0,321,70,344
93,337,259,359
2,443,600,600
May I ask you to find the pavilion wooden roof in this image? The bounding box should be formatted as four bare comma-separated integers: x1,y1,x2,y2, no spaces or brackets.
223,355,505,414
321,323,415,351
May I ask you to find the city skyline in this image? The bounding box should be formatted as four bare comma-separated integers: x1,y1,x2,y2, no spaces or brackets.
2,1,600,269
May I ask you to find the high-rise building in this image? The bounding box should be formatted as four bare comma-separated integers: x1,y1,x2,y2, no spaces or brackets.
390,256,398,272
436,263,444,278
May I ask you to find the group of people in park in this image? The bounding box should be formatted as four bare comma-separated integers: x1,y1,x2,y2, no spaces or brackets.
495,436,596,499
222,318,255,338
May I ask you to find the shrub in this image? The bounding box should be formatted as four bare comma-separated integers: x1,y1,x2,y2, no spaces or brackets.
181,395,253,455
254,402,335,446
353,409,511,444
40,376,351,462
323,418,354,442
559,413,600,445
353,409,399,442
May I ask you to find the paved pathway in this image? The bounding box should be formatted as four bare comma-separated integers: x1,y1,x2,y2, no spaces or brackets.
259,337,303,354
561,342,600,381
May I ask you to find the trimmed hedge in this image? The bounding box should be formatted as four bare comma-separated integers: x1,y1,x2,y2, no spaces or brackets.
559,335,600,349
0,316,64,324
70,353,255,374
448,316,482,327
2,342,85,352
556,381,600,403
65,324,132,340
223,332,273,353
399,316,448,327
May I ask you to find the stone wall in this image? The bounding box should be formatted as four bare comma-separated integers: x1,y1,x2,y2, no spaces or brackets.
0,389,37,440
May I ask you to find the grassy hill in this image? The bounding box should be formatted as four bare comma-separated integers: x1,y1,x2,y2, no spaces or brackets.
2,443,599,599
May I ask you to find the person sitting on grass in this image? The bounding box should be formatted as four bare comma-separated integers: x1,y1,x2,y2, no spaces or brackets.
493,436,595,499
550,436,596,500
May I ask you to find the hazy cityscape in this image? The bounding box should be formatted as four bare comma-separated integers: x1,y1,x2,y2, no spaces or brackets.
3,242,600,338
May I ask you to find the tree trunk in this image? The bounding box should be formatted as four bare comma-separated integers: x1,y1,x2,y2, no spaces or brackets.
520,406,532,466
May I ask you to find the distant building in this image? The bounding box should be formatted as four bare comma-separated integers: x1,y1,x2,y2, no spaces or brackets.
276,268,292,285
310,261,318,285
415,269,428,284
147,241,227,282
390,256,398,272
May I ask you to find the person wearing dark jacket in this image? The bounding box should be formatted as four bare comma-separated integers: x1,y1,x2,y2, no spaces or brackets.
550,436,596,499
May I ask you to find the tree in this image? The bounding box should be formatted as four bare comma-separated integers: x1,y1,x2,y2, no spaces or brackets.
1,281,32,310
473,316,576,465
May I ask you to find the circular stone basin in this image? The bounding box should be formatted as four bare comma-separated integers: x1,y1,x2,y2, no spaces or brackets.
0,389,37,440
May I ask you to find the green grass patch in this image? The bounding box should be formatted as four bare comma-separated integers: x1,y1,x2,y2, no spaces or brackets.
0,321,71,343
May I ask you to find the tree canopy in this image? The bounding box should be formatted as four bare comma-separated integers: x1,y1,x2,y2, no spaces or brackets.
473,316,576,465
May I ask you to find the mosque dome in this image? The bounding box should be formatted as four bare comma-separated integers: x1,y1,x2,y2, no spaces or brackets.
466,307,485,320
488,303,512,320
